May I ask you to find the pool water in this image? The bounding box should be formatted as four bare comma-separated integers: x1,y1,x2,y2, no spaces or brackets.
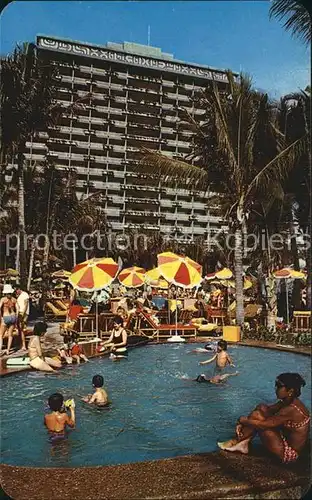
1,344,311,467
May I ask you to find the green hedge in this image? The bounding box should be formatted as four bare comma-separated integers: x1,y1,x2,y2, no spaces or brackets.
243,326,311,347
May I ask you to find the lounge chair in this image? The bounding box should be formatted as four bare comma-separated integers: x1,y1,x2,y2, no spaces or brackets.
45,302,68,321
133,310,197,340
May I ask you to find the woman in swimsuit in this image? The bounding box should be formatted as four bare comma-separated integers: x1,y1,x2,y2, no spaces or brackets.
218,372,310,464
98,316,128,357
0,284,19,356
28,321,62,372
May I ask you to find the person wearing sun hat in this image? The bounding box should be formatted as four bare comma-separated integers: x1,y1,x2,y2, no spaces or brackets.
0,283,19,356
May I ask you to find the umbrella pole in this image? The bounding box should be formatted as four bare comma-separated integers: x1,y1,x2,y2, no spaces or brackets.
96,297,99,337
285,279,289,325
175,288,178,335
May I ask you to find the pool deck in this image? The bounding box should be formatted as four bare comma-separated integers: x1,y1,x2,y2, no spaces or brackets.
1,446,310,499
1,336,311,499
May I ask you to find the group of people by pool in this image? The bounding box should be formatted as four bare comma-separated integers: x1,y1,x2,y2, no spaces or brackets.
42,330,310,466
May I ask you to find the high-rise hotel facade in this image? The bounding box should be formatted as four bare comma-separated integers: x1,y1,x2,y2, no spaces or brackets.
27,36,231,239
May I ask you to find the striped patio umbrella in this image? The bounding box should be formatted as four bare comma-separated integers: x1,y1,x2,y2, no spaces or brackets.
205,268,233,280
145,268,169,289
273,268,306,279
69,257,119,291
157,252,202,289
273,268,306,325
118,266,146,288
51,269,71,280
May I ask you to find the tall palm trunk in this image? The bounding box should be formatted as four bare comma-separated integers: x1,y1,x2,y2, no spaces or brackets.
234,227,244,328
290,218,301,310
17,150,27,289
302,98,311,309
27,239,36,291
266,273,277,330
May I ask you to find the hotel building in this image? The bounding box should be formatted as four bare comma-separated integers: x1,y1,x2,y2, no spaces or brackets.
26,36,231,239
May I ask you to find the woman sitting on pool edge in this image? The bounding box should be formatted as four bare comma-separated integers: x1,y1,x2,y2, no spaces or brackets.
28,322,62,372
97,316,128,358
218,373,310,464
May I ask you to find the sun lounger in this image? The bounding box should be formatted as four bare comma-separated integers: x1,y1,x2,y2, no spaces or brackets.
45,302,68,321
134,310,197,340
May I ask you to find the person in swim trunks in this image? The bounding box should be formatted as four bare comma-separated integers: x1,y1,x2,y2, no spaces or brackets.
82,374,109,407
218,373,310,464
0,284,19,356
44,393,75,442
199,340,235,374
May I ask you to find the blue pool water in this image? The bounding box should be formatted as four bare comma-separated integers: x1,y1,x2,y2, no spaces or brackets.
1,344,311,467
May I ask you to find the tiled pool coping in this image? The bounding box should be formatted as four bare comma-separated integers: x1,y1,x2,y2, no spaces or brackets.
1,339,311,499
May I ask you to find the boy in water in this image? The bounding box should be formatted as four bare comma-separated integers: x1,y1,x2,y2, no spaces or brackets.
44,393,75,442
82,374,109,407
195,371,239,383
199,340,235,372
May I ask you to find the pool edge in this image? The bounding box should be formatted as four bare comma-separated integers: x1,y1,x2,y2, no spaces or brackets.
1,449,310,499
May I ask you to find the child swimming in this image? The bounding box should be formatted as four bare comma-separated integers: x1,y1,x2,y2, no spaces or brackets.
82,374,109,407
44,393,75,442
195,372,239,383
199,340,235,372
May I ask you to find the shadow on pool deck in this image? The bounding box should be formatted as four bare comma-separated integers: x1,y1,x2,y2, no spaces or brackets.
1,447,310,499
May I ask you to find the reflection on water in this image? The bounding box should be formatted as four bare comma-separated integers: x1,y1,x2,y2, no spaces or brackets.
1,345,310,467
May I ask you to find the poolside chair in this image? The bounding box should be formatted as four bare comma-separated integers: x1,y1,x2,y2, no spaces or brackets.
45,302,67,321
135,310,197,340
56,299,69,311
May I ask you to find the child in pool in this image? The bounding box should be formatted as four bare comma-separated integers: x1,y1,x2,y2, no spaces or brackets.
82,374,109,407
44,393,75,441
195,371,239,383
199,340,235,372
70,335,88,364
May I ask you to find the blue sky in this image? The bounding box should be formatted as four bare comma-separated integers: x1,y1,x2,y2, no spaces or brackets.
0,1,310,97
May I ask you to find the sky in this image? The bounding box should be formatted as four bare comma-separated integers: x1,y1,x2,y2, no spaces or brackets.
0,0,310,97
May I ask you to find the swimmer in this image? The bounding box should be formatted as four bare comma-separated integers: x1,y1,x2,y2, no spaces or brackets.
199,340,235,372
44,393,75,442
195,371,239,383
191,343,217,354
82,374,109,407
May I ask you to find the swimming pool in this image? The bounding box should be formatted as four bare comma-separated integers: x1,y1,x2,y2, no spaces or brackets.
1,344,311,467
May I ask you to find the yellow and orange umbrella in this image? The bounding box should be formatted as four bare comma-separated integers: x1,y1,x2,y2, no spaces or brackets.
69,257,119,291
157,252,202,289
145,268,169,289
273,268,306,279
118,266,145,288
205,268,233,280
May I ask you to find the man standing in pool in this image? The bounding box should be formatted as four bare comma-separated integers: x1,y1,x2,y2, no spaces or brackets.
44,393,75,442
199,340,235,373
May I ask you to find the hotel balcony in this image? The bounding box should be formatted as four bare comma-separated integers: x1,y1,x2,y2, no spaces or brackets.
125,197,159,205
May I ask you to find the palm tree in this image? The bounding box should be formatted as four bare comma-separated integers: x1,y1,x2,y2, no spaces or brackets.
1,44,60,287
1,44,90,287
139,73,306,328
279,87,311,308
269,0,311,46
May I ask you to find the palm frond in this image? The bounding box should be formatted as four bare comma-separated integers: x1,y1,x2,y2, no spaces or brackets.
139,147,208,189
270,0,311,46
246,134,307,197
